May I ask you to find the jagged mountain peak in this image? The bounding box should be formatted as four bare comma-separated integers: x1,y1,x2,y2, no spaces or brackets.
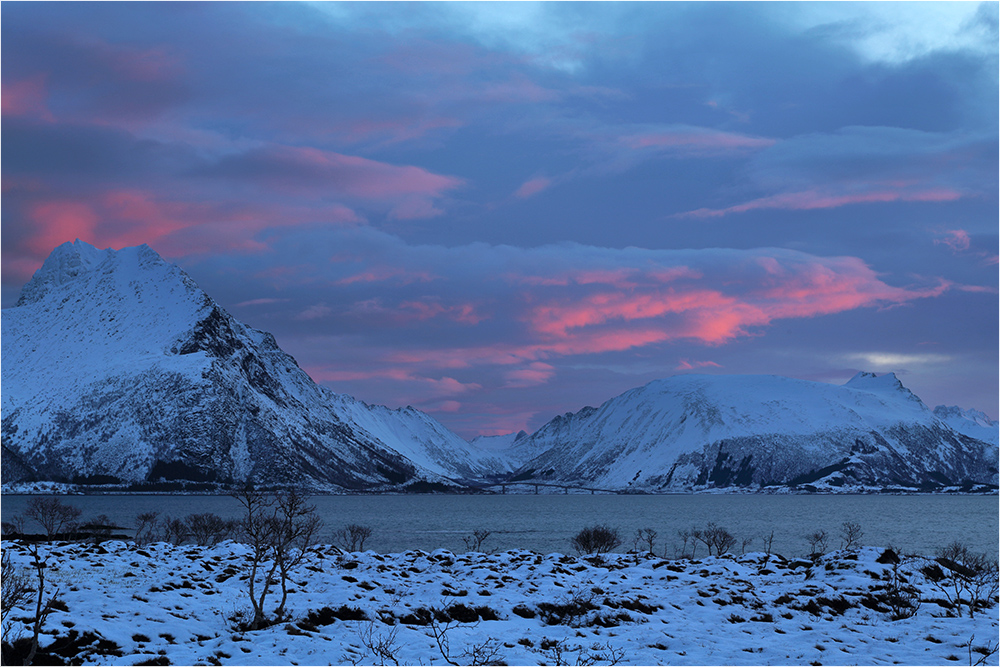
2,241,486,492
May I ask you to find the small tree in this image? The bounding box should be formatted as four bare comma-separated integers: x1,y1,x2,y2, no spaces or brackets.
805,529,828,557
696,523,737,556
462,529,493,553
336,524,373,552
633,528,657,555
1,551,31,643
134,511,160,545
232,485,322,629
185,513,237,546
24,498,82,538
571,524,622,555
840,521,863,550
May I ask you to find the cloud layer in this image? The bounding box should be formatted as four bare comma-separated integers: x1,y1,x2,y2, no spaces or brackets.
2,2,996,435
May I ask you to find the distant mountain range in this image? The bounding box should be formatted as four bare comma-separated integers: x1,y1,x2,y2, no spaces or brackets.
2,241,996,493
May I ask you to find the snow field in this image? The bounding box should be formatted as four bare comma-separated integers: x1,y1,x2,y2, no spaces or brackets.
2,541,997,666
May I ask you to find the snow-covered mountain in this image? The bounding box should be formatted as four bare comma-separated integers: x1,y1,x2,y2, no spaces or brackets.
932,405,999,445
1,240,488,491
506,372,998,492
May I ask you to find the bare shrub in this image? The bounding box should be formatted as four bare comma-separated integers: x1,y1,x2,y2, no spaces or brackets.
20,544,61,665
571,525,622,555
161,516,188,545
336,524,374,552
924,541,1000,619
1,552,32,643
677,527,702,559
761,530,776,556
357,621,400,666
134,512,160,545
840,521,863,550
78,514,117,541
462,529,493,553
24,498,82,537
633,528,657,555
185,513,237,546
805,529,828,557
696,523,737,556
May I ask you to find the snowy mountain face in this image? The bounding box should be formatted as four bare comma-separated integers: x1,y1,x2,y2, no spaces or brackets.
508,372,998,492
1,240,486,491
933,405,999,445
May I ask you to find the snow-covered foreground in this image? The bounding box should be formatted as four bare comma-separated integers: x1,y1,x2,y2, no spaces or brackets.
3,541,997,666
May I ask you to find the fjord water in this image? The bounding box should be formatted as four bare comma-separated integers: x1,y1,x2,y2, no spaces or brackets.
2,494,996,558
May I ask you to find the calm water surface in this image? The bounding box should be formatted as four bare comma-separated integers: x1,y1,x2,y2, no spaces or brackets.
2,494,996,558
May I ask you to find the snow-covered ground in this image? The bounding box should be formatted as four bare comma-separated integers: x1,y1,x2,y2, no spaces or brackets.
2,540,997,666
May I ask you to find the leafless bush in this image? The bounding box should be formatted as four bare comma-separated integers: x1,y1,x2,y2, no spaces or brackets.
161,516,188,545
633,528,657,555
2,552,32,642
78,514,117,542
923,541,999,619
805,529,829,557
19,544,61,665
336,524,373,552
740,536,754,555
185,513,237,546
357,621,400,666
964,634,1000,666
134,511,160,545
571,525,622,555
697,523,737,556
427,610,505,666
534,637,625,666
24,497,82,537
840,521,863,550
677,527,702,559
761,530,775,556
462,529,493,553
232,485,322,630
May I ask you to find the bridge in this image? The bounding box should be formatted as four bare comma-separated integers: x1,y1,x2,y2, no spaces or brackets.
468,481,625,495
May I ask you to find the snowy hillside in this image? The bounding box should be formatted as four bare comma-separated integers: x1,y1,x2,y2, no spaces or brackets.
508,373,998,492
0,240,482,491
933,405,999,445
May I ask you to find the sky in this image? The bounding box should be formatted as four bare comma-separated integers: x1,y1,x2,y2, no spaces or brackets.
2,2,997,438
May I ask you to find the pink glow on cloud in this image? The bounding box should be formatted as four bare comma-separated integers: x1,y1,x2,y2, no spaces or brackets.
681,187,965,218
27,201,99,254
676,358,723,371
514,177,553,199
934,229,972,252
503,362,556,388
18,189,363,264
621,128,775,153
399,301,487,325
336,116,464,145
337,267,439,286
306,365,480,399
260,145,463,200
2,75,54,121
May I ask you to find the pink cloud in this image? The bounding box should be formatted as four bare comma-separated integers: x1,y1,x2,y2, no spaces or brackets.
934,229,972,252
503,362,556,388
1,75,54,121
680,186,965,218
676,359,723,371
19,189,362,261
514,177,552,199
620,128,775,154
27,201,100,254
398,301,487,325
336,267,439,286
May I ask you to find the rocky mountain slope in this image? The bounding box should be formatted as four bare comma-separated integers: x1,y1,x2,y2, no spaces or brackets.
506,372,998,492
0,240,490,491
